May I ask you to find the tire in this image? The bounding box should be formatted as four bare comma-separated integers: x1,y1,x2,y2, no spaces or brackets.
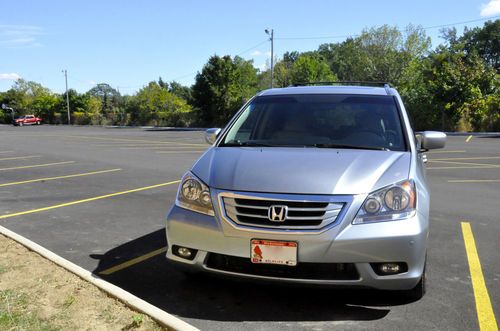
37,121,41,125
19,122,23,127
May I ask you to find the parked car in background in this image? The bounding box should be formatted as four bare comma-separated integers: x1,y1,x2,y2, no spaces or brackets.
166,82,447,299
13,115,42,126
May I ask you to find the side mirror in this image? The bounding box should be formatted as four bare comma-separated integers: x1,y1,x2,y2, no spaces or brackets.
205,128,221,144
417,131,447,150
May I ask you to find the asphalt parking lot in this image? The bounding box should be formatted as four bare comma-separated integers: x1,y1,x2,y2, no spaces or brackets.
0,125,498,331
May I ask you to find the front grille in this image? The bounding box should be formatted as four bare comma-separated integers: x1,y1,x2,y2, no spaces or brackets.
222,195,344,229
206,253,359,280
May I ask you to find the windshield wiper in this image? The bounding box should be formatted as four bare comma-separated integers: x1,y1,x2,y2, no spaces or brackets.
221,140,276,147
310,143,390,151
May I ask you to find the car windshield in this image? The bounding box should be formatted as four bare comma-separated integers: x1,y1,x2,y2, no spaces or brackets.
220,94,407,151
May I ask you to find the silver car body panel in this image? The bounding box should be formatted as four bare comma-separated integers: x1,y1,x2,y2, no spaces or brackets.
191,148,411,195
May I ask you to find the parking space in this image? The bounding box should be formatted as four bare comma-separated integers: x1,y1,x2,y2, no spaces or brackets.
0,126,498,330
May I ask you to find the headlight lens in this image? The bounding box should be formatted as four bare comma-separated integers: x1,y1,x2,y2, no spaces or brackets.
181,179,202,201
353,180,416,224
175,172,214,216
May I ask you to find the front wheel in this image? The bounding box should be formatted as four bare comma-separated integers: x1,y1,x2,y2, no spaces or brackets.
36,121,41,125
19,122,23,127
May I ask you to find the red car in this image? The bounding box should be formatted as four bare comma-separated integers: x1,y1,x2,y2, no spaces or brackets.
14,115,42,126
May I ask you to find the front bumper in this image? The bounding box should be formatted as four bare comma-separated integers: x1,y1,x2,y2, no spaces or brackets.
166,196,428,290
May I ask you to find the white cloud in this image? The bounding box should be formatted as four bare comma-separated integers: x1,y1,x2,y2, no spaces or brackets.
0,25,44,48
0,73,21,80
250,50,262,56
480,0,500,17
256,63,267,71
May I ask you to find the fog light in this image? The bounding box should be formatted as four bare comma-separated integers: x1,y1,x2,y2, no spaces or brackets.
177,247,192,258
172,245,198,260
380,263,400,274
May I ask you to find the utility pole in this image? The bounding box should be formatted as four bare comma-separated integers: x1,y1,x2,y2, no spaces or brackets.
265,28,274,88
63,69,71,124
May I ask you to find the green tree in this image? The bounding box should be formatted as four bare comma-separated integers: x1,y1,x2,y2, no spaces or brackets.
132,81,192,126
417,48,497,131
192,55,258,126
87,96,104,125
9,79,53,114
289,54,336,84
168,81,192,104
32,93,60,123
271,51,300,88
455,20,500,71
86,83,122,123
318,25,431,84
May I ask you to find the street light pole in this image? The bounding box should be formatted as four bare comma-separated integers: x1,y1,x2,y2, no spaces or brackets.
63,69,71,125
265,28,274,88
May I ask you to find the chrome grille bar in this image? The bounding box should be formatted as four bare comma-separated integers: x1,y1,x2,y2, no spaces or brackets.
220,193,345,230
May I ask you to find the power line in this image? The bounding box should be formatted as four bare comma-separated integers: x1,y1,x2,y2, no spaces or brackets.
422,15,500,30
170,39,269,83
236,39,269,56
275,15,500,41
276,34,358,41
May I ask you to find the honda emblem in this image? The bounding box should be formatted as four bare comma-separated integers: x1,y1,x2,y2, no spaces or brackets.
268,205,288,222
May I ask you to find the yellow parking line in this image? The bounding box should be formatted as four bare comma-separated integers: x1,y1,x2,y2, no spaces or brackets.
64,135,206,147
94,143,176,147
0,179,180,220
156,150,206,154
0,161,75,171
426,150,466,154
461,222,498,331
120,146,208,150
0,168,122,187
466,135,473,143
0,133,206,146
95,142,196,146
431,157,500,161
428,160,500,168
99,247,168,275
0,155,41,161
449,179,500,183
428,166,499,170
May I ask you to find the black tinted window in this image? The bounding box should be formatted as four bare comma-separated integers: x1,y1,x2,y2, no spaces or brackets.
222,94,407,151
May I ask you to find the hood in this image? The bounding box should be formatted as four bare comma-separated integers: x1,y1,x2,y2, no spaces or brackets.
191,147,411,195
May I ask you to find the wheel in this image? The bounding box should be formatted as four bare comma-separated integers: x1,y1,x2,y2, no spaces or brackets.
19,122,23,127
37,121,41,125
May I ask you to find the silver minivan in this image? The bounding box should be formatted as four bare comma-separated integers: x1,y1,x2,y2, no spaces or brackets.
165,83,446,299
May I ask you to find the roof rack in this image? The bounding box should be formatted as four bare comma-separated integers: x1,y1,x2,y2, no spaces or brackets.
291,81,392,95
291,81,390,88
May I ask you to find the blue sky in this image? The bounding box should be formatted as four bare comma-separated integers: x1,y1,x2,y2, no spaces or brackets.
1,0,499,94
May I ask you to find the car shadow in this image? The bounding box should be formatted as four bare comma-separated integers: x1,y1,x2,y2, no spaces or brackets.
91,229,417,323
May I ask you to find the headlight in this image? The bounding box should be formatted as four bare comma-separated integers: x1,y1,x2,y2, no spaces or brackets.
175,172,214,216
353,180,416,224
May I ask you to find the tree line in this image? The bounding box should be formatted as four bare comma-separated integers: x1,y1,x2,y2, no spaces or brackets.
1,20,498,131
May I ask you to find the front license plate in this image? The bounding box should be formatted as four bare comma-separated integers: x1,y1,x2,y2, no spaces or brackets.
251,239,297,266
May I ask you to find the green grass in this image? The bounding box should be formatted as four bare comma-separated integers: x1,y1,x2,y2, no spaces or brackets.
0,289,60,331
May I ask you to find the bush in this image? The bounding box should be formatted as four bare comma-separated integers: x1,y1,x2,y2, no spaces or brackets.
72,112,91,125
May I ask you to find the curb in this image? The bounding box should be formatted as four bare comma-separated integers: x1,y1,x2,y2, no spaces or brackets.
0,225,199,331
445,132,500,137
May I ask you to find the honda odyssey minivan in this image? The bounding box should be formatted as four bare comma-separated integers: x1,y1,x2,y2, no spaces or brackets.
165,83,446,299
